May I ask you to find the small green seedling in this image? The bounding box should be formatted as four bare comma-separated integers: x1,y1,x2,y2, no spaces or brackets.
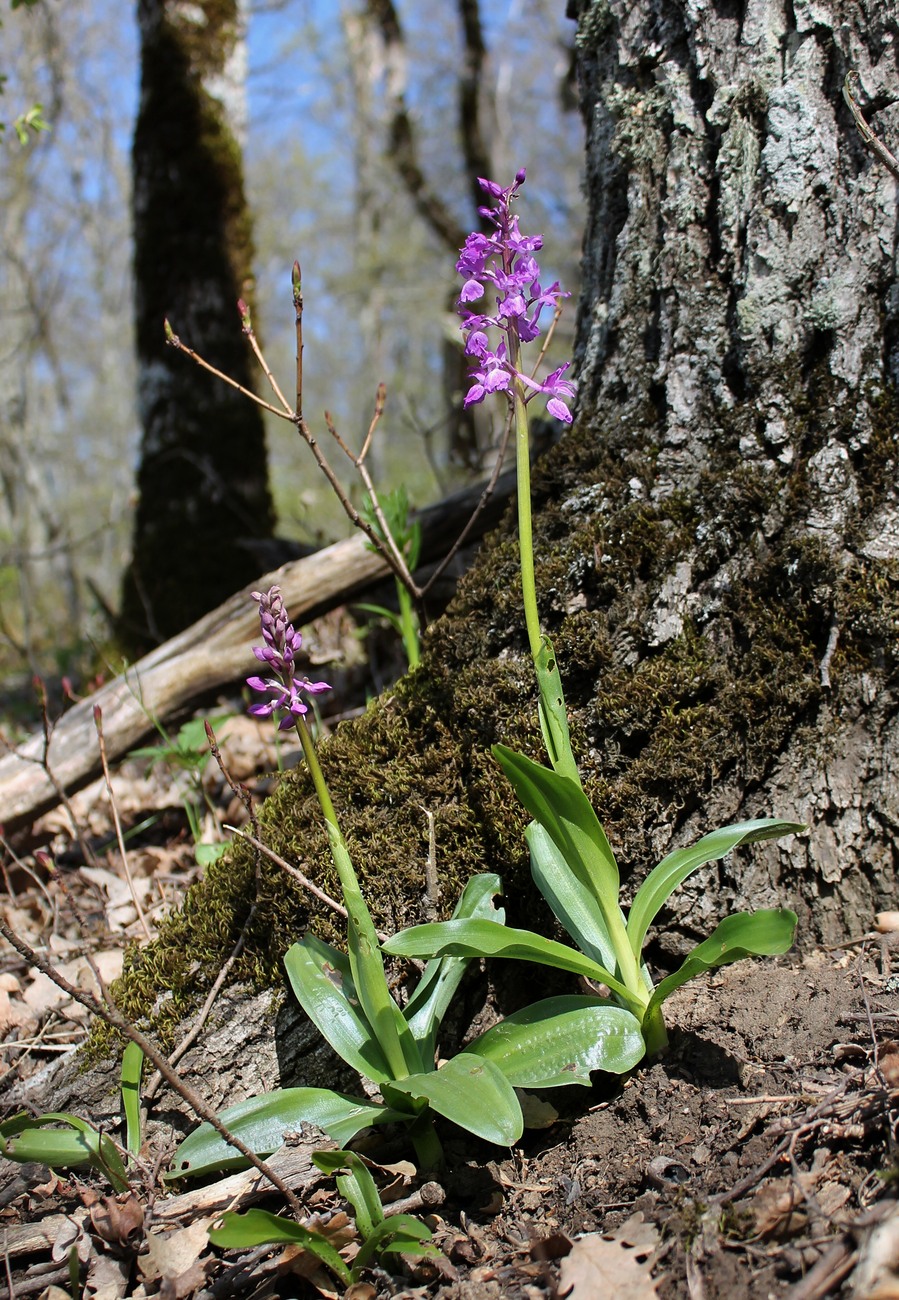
131,714,231,865
357,485,422,668
209,1148,438,1286
0,1043,144,1190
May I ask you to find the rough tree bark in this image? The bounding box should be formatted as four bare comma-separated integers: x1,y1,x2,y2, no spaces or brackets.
119,0,275,653
25,0,899,1114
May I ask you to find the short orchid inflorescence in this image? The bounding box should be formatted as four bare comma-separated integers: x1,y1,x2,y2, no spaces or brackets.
247,586,331,730
456,170,576,423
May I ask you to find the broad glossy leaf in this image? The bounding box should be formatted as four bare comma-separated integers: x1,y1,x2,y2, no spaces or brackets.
467,996,645,1087
171,1088,407,1178
402,873,505,1060
208,1209,351,1284
535,637,580,783
284,936,391,1082
645,908,798,1019
527,822,619,971
383,918,638,1009
385,1053,523,1146
627,819,805,956
121,1042,144,1159
492,745,621,920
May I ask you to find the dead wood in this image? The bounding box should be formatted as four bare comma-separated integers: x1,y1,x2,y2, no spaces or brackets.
0,471,515,830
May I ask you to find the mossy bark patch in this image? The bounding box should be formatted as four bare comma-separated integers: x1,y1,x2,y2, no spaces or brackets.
120,0,274,652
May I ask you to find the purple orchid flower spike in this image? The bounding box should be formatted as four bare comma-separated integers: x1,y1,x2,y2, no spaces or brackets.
247,586,331,731
455,170,576,423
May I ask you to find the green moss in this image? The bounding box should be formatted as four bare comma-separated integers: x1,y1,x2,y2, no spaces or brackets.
94,341,899,1055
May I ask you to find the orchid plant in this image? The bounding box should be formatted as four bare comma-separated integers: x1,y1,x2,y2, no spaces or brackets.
176,173,801,1182
384,172,802,1060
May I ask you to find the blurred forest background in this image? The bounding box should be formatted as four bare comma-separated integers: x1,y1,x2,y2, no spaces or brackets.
0,0,584,682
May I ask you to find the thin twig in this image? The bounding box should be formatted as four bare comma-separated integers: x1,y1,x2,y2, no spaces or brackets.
142,900,258,1105
165,324,290,421
223,825,393,939
32,680,99,871
93,706,151,940
240,306,293,416
0,914,305,1221
323,405,419,595
293,260,304,423
843,73,899,181
357,379,386,464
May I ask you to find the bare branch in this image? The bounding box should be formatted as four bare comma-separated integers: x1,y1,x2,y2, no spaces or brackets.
843,74,899,181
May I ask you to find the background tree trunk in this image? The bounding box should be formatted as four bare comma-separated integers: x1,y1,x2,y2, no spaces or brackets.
119,0,274,653
102,0,898,1042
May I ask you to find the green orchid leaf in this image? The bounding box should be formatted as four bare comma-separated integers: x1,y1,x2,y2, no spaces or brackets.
526,822,619,971
121,1041,144,1159
384,1053,523,1146
284,936,391,1083
354,601,405,637
208,1209,351,1285
355,1215,439,1269
535,637,579,783
312,1149,384,1238
645,908,798,1019
467,996,645,1088
171,1088,406,1178
384,918,638,1010
492,744,620,921
0,1112,130,1192
627,819,806,956
402,872,505,1061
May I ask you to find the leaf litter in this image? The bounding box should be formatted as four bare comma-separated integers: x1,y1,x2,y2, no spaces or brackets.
0,700,897,1297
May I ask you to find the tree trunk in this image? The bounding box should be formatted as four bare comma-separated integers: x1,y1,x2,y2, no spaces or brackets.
68,0,899,1061
119,0,274,653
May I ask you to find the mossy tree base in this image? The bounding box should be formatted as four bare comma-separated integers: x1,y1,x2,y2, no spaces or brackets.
97,0,899,1080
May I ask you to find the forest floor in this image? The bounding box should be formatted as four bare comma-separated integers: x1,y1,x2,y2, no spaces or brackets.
0,678,897,1300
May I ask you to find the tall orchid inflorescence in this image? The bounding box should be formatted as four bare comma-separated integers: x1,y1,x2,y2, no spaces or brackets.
457,170,576,423
247,586,331,730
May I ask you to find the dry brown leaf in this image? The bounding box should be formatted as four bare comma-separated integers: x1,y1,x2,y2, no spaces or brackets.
0,972,36,1034
88,1193,145,1248
86,1250,132,1300
752,1178,808,1240
518,1091,559,1129
879,1043,899,1088
138,1218,212,1299
558,1218,661,1298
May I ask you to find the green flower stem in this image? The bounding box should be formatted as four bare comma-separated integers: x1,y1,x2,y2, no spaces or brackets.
295,717,414,1082
397,582,421,668
510,364,543,665
408,1112,444,1170
640,1004,669,1058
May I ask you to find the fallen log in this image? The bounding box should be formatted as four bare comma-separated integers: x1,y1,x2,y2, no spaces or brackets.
0,471,515,829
